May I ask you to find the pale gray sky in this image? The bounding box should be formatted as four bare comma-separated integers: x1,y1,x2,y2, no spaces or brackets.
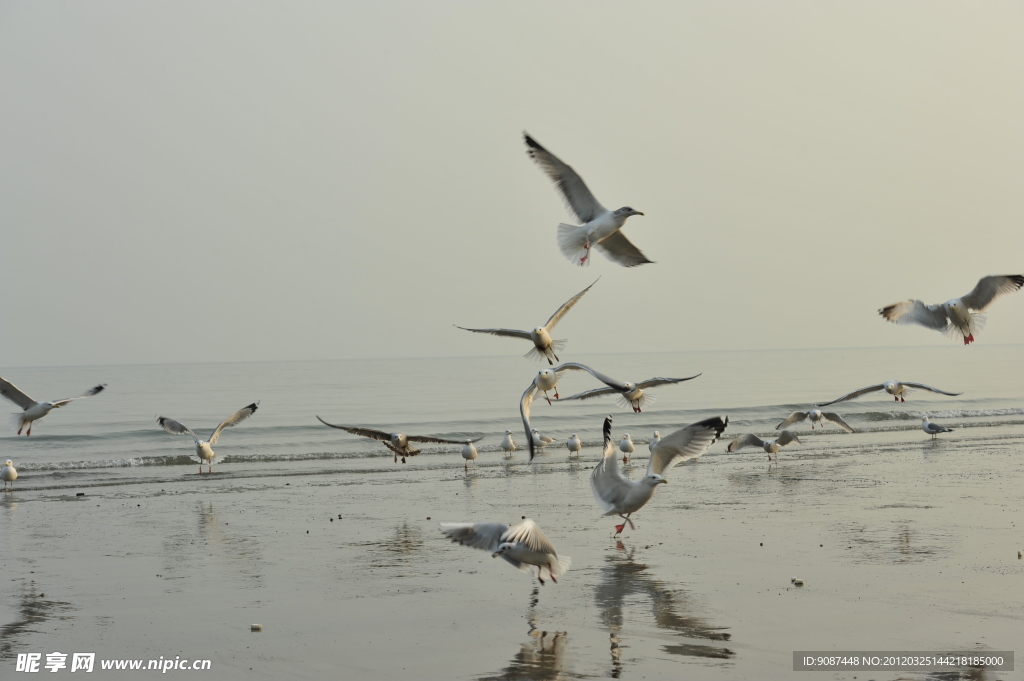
2,1,1022,367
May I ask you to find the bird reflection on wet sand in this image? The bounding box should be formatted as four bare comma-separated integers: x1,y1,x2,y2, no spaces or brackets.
479,587,571,681
597,544,733,677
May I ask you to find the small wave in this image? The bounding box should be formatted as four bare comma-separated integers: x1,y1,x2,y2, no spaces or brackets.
862,407,1024,421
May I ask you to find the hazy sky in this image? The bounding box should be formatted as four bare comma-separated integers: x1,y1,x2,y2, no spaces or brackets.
2,1,1022,368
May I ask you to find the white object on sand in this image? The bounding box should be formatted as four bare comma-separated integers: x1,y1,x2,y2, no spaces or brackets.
500,430,517,456
158,402,259,474
440,518,571,585
316,418,481,464
618,434,635,463
1,460,16,491
461,440,479,469
817,381,961,406
648,431,661,452
921,417,953,439
566,433,582,457
0,377,106,436
776,409,854,433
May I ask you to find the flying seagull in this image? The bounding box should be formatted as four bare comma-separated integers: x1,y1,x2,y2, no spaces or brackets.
524,133,652,267
559,366,701,413
921,417,953,439
879,274,1024,345
1,460,16,491
440,518,571,585
726,431,801,462
0,377,106,436
316,417,482,464
776,409,854,433
519,362,599,461
158,402,259,474
591,414,728,535
456,279,598,364
817,381,961,406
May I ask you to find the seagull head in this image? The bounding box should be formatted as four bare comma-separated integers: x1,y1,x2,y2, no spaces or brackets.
3,460,12,466
883,381,897,394
644,474,667,486
505,429,512,434
492,541,517,558
616,206,644,218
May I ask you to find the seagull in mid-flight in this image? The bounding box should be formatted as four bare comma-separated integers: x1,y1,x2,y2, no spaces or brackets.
0,377,106,436
559,366,701,413
591,414,728,535
726,431,801,462
921,417,953,440
776,409,854,433
879,274,1024,345
524,133,651,267
817,381,961,406
158,402,259,474
456,279,598,364
440,518,571,585
316,417,482,464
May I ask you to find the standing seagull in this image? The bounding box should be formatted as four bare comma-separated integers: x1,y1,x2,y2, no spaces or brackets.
316,418,482,464
531,429,555,453
879,274,1024,345
648,431,661,452
456,279,598,364
1,460,16,491
817,381,961,406
618,434,635,464
157,402,259,474
591,414,728,535
776,409,854,433
566,433,582,457
524,133,651,267
461,440,479,470
440,518,571,585
501,430,517,457
559,367,701,413
921,417,953,439
726,431,801,461
0,377,106,436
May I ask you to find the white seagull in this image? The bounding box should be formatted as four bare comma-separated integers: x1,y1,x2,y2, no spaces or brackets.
501,430,517,457
591,414,728,535
0,377,106,436
776,409,854,433
559,366,701,413
726,431,801,461
1,460,16,491
879,274,1024,345
519,362,601,461
157,402,259,474
456,279,598,364
648,431,661,452
921,417,953,439
531,429,555,453
461,440,479,470
440,518,571,585
618,434,635,464
316,417,482,464
817,381,962,406
566,433,582,457
524,133,652,267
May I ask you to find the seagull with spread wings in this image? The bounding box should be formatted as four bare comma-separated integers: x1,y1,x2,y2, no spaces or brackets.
158,402,259,474
456,279,598,364
879,274,1024,345
726,431,801,462
558,366,701,413
524,133,651,267
591,414,728,535
316,417,481,464
776,409,854,433
0,377,106,436
440,518,571,585
817,381,961,406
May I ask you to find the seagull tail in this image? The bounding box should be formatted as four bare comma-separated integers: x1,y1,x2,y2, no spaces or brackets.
551,555,572,578
942,313,985,343
557,223,590,266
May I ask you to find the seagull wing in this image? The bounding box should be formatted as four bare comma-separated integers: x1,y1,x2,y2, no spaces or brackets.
559,386,620,401
157,417,199,442
960,274,1024,311
503,518,558,556
521,381,540,462
315,419,393,442
439,522,509,553
634,374,702,390
409,433,482,444
454,326,533,341
647,416,728,477
900,382,962,397
524,133,607,224
50,383,107,408
816,384,885,407
776,411,808,430
544,278,598,331
0,377,37,410
726,433,766,453
821,412,855,433
775,431,801,447
209,402,259,445
594,230,654,267
878,300,948,330
590,416,635,513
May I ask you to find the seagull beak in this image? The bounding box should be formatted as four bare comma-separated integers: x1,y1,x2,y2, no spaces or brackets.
659,479,668,485
491,552,500,558
635,211,645,216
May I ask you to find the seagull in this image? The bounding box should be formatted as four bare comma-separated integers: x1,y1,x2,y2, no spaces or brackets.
618,434,635,464
817,381,962,406
648,431,661,452
0,377,106,436
776,409,854,433
1,460,16,491
461,440,479,470
440,518,571,585
559,366,701,413
879,274,1024,345
157,402,259,474
519,362,602,461
591,414,728,535
531,429,554,452
566,433,582,457
921,417,953,439
726,431,801,461
524,133,652,267
501,430,517,457
455,279,598,364
316,417,482,464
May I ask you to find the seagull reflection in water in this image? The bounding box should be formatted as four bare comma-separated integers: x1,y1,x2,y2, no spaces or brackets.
478,587,568,681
